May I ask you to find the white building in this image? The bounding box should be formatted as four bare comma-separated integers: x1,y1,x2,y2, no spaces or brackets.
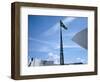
28,58,54,66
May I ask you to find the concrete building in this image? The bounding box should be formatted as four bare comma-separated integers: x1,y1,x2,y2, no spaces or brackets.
41,60,54,66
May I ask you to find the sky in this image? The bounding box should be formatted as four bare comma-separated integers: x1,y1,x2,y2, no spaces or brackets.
28,15,88,65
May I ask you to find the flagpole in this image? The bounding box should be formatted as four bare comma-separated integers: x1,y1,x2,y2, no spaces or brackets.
60,24,64,65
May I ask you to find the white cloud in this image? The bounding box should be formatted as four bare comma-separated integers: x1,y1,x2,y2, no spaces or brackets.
43,22,59,36
43,17,76,36
76,57,85,63
29,46,52,52
63,17,76,24
47,52,60,64
37,46,51,52
29,37,55,52
29,37,81,52
55,44,81,49
29,37,53,45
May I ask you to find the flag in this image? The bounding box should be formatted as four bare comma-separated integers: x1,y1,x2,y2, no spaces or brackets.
60,20,67,30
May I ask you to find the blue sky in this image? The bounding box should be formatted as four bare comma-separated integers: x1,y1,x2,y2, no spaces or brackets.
28,15,88,64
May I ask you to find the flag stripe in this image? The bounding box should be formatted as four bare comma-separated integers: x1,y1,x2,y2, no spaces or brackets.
60,20,67,30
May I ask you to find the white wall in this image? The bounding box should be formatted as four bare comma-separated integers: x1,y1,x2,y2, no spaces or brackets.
0,0,100,82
